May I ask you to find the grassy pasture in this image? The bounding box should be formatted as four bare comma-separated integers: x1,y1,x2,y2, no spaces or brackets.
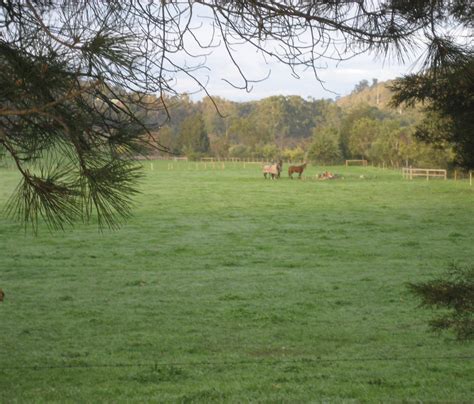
0,160,473,402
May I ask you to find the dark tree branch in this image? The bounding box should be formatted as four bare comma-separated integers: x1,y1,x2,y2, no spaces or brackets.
0,0,471,230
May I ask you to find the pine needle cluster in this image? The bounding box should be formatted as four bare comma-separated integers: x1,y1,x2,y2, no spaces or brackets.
408,264,474,340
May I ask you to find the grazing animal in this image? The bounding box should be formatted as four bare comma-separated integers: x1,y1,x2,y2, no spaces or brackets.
0,289,4,302
263,160,283,179
288,162,307,179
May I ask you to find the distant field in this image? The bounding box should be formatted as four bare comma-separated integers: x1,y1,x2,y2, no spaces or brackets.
0,161,473,402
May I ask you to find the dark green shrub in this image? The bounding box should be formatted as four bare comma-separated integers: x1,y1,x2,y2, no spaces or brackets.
408,264,474,340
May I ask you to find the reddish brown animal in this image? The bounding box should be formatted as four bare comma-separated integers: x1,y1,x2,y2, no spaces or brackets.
288,162,307,179
0,289,4,302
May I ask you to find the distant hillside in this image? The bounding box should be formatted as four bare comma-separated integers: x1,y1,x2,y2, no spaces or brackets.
336,80,396,111
335,79,423,122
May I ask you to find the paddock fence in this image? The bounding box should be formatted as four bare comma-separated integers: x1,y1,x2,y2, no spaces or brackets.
402,167,447,180
345,159,368,167
134,156,472,186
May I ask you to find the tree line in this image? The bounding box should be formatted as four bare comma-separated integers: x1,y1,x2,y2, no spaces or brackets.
145,85,453,169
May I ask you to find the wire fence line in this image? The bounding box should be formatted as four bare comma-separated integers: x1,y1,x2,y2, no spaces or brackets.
2,355,473,371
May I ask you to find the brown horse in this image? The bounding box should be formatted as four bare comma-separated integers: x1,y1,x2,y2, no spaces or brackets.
288,162,307,179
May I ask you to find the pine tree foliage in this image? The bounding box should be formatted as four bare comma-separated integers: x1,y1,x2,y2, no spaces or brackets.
408,264,474,341
0,1,171,230
390,58,474,169
0,1,471,229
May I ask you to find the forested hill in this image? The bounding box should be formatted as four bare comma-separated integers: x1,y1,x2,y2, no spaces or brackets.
151,95,342,156
336,79,396,111
141,78,449,168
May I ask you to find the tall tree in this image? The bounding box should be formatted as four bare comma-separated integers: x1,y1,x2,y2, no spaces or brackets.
177,115,210,155
228,116,268,148
1,1,470,228
339,105,388,158
390,58,474,169
353,80,370,94
308,127,342,164
348,118,381,159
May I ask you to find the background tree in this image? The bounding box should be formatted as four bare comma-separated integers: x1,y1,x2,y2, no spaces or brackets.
208,133,230,159
391,58,474,169
176,115,210,157
367,120,406,166
339,105,388,158
261,144,280,161
348,118,381,160
281,146,306,163
228,144,250,159
199,97,237,140
308,127,342,164
313,100,342,132
227,116,266,149
1,0,471,229
253,96,290,149
151,126,176,155
352,80,370,94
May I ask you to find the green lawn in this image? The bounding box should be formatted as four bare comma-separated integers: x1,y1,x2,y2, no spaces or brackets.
0,161,473,402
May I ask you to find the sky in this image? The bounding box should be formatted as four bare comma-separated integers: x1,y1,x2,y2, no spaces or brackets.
169,6,424,103
181,49,417,102
148,2,469,103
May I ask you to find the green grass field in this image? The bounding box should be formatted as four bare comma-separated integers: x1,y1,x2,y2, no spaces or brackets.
0,161,473,402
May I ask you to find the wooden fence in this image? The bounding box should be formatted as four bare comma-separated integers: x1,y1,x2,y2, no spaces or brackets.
402,167,447,180
345,159,368,166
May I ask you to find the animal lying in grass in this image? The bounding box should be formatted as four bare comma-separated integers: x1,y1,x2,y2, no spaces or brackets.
0,289,4,302
318,171,341,180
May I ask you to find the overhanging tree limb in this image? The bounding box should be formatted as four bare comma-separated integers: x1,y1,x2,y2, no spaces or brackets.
0,0,471,230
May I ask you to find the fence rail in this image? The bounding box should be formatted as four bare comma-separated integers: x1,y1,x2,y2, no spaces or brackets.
345,159,368,166
402,167,447,180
